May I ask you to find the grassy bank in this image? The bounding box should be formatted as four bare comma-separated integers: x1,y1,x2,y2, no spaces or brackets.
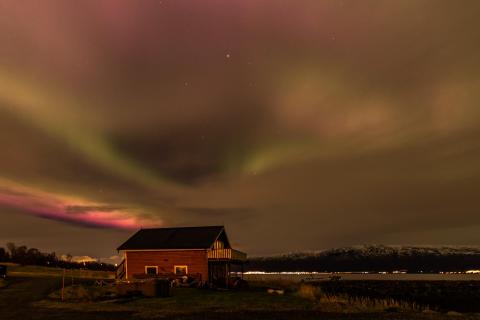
5,263,114,279
36,282,480,319
316,280,480,313
38,282,435,317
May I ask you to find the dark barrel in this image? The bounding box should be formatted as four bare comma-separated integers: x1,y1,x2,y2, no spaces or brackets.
156,278,172,297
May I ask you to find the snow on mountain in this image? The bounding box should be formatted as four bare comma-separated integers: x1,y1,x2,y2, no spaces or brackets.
261,245,480,259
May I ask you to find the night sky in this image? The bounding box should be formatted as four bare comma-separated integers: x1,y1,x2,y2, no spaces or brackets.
1,1,480,260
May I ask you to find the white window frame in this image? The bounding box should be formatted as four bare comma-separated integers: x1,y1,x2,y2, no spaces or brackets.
145,265,158,275
174,265,188,276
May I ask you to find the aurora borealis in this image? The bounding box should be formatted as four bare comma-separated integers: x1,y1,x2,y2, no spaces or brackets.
1,0,480,258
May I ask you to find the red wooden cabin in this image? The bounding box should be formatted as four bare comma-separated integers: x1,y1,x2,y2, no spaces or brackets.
116,226,246,286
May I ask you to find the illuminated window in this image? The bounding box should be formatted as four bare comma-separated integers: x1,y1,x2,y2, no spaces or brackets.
145,266,158,275
174,265,188,276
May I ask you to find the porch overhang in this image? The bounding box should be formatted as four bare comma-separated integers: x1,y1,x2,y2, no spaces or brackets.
207,248,247,263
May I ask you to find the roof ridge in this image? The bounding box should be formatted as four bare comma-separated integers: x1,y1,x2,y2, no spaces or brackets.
141,225,224,230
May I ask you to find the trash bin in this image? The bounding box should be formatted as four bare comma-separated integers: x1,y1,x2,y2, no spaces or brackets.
155,278,171,297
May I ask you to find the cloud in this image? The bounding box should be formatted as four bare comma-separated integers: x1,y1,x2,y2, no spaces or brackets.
65,205,125,215
0,0,479,257
60,255,98,264
180,207,252,217
100,255,123,265
0,178,160,229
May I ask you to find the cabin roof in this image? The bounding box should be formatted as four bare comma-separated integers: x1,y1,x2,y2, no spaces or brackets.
117,225,228,251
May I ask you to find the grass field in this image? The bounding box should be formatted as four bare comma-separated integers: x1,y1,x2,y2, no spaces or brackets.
317,280,480,313
4,263,114,279
36,285,478,319
1,265,480,320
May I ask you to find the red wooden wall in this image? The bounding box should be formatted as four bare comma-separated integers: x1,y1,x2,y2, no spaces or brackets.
125,250,209,281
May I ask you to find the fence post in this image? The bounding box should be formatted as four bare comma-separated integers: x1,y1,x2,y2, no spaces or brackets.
61,268,65,301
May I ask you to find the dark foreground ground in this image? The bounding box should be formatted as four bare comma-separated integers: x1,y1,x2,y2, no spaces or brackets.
0,277,137,320
1,275,480,320
318,280,480,313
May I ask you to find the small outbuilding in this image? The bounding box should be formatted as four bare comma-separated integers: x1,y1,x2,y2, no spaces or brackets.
116,226,246,287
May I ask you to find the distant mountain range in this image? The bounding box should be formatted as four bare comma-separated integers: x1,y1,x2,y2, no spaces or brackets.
246,245,480,273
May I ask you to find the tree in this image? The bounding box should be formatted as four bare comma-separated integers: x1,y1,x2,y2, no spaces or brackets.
15,246,27,264
6,242,16,258
26,248,41,264
0,247,7,261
